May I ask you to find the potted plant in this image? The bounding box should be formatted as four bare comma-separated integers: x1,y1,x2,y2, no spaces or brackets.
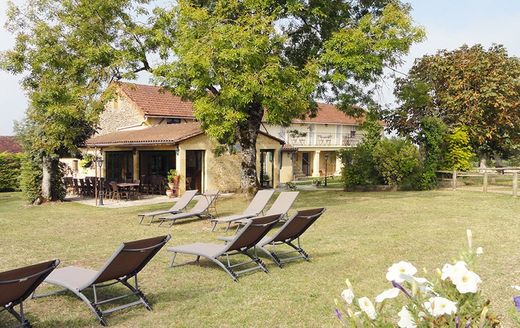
166,169,180,197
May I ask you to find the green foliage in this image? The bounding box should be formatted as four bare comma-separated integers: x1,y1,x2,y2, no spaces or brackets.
167,169,180,182
19,155,42,203
151,0,423,190
2,0,152,201
80,154,95,169
0,152,22,192
339,144,383,189
418,117,447,189
390,44,520,159
372,138,421,187
444,127,474,171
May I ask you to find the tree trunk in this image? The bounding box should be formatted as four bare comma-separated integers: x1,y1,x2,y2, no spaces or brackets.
41,155,61,202
237,101,264,194
41,156,53,201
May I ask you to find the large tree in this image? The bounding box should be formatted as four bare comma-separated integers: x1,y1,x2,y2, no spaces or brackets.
150,0,424,192
2,0,153,201
388,44,520,162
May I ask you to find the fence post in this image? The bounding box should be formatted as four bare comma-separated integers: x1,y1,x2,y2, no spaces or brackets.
452,170,457,190
483,171,488,193
513,172,518,197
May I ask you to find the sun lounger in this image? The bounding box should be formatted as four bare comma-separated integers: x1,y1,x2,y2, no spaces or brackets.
258,208,325,267
35,235,170,326
232,191,299,229
157,191,219,227
209,189,275,231
1,259,59,327
168,214,281,281
138,190,198,225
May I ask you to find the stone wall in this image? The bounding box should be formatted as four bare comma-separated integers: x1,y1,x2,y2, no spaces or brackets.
97,95,144,135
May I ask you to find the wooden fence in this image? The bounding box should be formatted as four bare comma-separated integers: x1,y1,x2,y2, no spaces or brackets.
437,167,520,197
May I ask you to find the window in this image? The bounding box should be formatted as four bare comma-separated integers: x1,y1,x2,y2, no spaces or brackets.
166,118,181,124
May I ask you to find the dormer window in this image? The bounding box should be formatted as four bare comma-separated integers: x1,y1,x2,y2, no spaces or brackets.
166,118,181,124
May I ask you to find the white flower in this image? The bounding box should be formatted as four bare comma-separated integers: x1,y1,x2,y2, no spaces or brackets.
476,247,484,255
452,269,482,294
398,306,417,328
386,261,417,283
424,297,457,317
341,288,354,304
441,261,481,293
441,261,467,281
358,297,376,320
375,288,400,303
512,285,520,291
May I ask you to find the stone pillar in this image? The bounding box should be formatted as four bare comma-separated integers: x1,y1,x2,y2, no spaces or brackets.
312,150,321,177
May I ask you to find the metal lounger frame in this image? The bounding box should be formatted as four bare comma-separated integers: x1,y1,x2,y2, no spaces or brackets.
1,260,59,328
138,190,198,225
169,215,281,282
34,236,170,326
158,192,219,227
259,208,326,267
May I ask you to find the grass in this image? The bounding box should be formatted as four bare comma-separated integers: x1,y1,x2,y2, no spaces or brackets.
1,190,520,327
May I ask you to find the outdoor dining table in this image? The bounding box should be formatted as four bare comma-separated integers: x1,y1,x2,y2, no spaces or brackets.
117,183,141,199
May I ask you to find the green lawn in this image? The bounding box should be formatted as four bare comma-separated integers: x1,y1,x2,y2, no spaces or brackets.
1,190,520,327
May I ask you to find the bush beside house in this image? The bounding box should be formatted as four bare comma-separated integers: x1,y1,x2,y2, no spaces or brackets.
0,152,22,191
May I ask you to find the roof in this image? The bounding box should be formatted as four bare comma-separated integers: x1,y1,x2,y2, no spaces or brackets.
116,82,359,125
0,136,22,153
293,103,361,125
118,82,194,118
86,122,284,147
86,122,203,147
281,144,298,152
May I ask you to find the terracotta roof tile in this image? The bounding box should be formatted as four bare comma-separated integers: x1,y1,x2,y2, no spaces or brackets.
119,82,194,118
86,122,203,146
293,103,361,125
86,122,284,147
0,136,22,153
117,82,360,125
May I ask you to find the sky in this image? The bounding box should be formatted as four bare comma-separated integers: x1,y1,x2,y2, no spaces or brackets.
1,0,520,135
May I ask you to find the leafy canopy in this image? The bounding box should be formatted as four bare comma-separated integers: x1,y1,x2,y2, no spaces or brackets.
152,0,425,144
389,44,520,158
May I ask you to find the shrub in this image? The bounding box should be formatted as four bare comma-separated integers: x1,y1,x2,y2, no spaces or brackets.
372,138,421,187
339,145,383,189
418,117,447,190
19,155,42,203
444,127,474,171
0,152,22,191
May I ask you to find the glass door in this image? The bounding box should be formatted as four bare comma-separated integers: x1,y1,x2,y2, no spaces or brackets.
186,150,205,192
260,150,274,188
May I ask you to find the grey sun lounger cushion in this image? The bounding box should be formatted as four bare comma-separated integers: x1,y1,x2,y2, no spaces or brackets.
233,191,300,227
157,192,218,226
138,190,198,224
209,189,275,231
168,214,281,281
37,235,171,326
1,259,59,328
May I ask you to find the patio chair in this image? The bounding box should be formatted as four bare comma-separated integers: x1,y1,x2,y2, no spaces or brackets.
109,181,130,201
1,259,60,327
168,214,281,281
34,235,171,326
257,208,325,267
157,191,219,227
209,189,275,232
137,190,198,225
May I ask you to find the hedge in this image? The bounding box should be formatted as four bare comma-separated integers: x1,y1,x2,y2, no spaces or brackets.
0,152,22,192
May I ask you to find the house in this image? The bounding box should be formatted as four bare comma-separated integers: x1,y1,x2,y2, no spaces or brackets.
69,82,362,193
0,136,22,153
76,83,284,194
262,104,363,181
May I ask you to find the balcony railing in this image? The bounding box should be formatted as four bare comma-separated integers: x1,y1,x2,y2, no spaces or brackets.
286,133,362,147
